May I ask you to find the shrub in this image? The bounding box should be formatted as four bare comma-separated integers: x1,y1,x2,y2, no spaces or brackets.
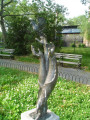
6,16,36,55
79,44,86,48
71,43,76,47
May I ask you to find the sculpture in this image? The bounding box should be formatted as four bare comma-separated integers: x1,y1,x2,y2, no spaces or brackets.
29,17,58,119
31,36,58,120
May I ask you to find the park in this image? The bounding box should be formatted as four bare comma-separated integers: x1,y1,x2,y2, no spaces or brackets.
0,0,90,120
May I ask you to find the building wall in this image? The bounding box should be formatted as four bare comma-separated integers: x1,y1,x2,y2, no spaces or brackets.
62,34,83,47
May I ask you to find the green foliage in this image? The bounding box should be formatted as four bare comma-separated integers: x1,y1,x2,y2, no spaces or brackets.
0,32,3,48
5,0,66,55
0,67,90,120
7,16,35,55
65,15,87,26
0,32,2,40
78,43,86,48
86,22,90,41
81,0,87,4
65,15,90,42
15,55,39,63
31,0,66,48
71,43,76,47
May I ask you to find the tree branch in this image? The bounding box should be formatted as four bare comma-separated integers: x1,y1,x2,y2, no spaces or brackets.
3,13,37,17
81,0,87,4
3,0,13,7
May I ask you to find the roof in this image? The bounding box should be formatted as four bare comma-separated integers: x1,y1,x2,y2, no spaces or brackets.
61,26,81,34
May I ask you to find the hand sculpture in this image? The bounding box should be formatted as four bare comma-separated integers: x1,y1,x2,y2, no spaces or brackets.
31,36,58,120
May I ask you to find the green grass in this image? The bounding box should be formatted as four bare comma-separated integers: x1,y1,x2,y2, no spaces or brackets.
60,47,90,71
15,54,39,64
0,67,90,120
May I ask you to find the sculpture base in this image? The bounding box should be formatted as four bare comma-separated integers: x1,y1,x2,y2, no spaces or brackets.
21,108,60,120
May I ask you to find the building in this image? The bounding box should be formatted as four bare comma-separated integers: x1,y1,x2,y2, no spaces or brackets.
61,26,83,47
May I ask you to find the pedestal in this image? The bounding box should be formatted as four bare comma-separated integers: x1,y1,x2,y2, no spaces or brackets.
21,108,60,120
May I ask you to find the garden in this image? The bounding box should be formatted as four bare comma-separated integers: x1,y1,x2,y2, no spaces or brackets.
0,67,90,120
0,0,90,120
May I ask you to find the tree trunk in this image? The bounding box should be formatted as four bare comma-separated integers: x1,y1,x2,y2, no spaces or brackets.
0,0,7,47
1,16,7,47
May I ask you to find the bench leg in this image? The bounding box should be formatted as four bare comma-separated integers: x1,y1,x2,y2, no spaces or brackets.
60,63,63,67
10,55,14,60
78,64,81,69
0,56,3,59
61,57,63,67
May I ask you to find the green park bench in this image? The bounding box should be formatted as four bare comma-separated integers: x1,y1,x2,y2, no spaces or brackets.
0,49,15,59
55,53,82,69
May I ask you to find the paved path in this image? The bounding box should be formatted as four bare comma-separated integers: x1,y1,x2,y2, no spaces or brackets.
0,59,90,85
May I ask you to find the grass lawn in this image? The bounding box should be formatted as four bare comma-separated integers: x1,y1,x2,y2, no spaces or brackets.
0,67,90,120
60,47,90,71
15,54,39,64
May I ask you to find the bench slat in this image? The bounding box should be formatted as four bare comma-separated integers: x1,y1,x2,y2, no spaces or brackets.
0,54,13,57
0,48,14,59
55,52,82,68
55,53,82,58
58,60,80,65
63,57,80,60
1,49,15,53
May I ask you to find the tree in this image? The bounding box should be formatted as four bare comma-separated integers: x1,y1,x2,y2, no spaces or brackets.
7,16,32,55
6,0,66,54
64,15,87,26
81,0,90,4
0,32,2,40
0,0,29,46
86,22,90,41
0,0,16,46
65,15,88,34
30,0,66,48
65,15,90,43
81,0,87,4
81,0,90,42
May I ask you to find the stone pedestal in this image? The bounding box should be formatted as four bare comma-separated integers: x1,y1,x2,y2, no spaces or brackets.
21,108,60,120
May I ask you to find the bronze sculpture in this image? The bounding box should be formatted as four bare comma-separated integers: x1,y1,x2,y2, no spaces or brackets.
31,36,58,120
29,17,58,119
